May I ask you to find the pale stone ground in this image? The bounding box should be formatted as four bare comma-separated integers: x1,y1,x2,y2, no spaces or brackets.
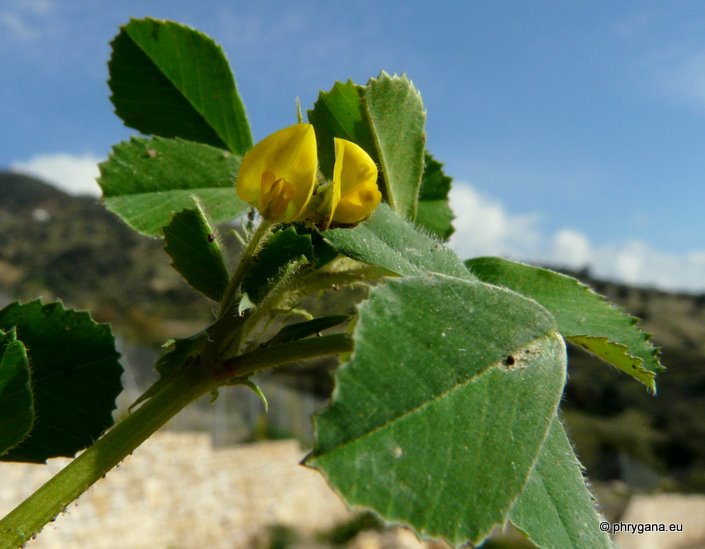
2,431,705,548
0,432,439,549
614,493,705,549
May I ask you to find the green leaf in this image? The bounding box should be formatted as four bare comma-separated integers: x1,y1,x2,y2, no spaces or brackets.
307,274,566,546
242,227,315,304
163,202,229,301
307,75,426,220
0,329,33,456
306,226,340,268
109,17,252,154
323,203,471,279
269,315,349,345
416,152,454,240
237,379,269,413
363,72,426,219
510,417,614,549
0,301,122,463
308,80,377,179
99,136,248,237
466,257,663,392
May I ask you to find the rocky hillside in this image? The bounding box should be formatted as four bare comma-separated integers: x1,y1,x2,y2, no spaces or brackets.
560,274,705,492
0,171,211,343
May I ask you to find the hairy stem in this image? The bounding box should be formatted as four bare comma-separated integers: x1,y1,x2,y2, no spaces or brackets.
226,259,307,357
0,363,216,548
208,218,274,353
219,218,273,317
222,333,353,379
0,332,352,547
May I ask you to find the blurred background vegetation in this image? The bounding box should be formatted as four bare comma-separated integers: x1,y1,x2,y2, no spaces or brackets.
2,170,704,500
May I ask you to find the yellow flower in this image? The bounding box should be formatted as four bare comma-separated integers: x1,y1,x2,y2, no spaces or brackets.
236,125,380,227
329,138,381,226
236,124,317,222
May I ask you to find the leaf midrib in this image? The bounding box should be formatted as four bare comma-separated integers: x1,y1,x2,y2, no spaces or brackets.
314,331,558,459
125,27,230,152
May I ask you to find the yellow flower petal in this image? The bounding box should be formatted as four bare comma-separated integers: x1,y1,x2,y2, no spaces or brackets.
236,124,317,222
331,138,381,225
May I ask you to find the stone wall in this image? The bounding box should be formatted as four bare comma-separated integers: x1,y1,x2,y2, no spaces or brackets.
614,493,705,549
4,431,704,548
1,433,354,548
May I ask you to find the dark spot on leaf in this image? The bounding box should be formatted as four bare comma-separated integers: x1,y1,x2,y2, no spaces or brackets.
207,233,216,243
505,355,516,366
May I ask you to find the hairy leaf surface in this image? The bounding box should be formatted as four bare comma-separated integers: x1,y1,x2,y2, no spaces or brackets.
99,137,247,237
242,227,315,304
363,72,426,219
163,202,229,301
323,204,469,279
308,75,426,219
308,275,566,546
467,257,663,392
510,417,615,549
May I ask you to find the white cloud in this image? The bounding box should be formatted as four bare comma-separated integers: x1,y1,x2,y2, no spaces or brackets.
448,183,541,259
449,181,705,292
590,242,705,291
11,153,101,196
551,229,591,269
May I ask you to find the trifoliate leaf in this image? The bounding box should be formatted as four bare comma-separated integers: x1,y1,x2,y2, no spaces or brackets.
466,257,663,392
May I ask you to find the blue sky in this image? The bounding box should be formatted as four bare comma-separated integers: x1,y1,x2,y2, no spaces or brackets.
4,0,705,291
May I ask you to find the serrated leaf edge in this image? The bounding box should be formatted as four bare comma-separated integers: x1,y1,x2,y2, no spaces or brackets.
467,257,664,382
109,17,248,153
567,334,657,394
162,197,229,301
362,71,426,219
307,275,565,546
0,330,35,457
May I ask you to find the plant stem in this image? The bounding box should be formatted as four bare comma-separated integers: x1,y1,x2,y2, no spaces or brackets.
0,332,352,547
221,333,353,379
218,218,273,317
0,363,217,548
